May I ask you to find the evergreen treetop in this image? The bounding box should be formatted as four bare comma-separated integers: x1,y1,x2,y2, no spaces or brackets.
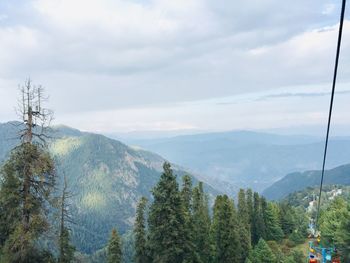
134,197,149,263
107,228,122,263
148,162,189,263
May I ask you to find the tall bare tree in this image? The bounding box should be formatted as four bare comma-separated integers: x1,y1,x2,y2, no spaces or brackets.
17,80,55,233
0,80,56,262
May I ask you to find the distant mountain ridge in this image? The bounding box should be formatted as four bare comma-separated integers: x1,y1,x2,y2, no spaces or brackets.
0,121,218,254
263,164,350,200
126,130,350,194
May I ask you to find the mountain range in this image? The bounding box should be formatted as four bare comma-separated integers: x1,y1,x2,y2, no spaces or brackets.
2,121,350,253
0,122,217,254
124,131,350,194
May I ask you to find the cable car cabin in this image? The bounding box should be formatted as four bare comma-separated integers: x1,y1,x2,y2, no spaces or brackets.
309,253,318,263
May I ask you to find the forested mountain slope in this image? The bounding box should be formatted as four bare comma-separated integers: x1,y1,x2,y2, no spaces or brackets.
263,164,350,200
126,131,350,194
0,122,217,254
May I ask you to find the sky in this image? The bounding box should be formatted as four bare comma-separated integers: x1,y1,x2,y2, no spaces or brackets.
0,0,349,136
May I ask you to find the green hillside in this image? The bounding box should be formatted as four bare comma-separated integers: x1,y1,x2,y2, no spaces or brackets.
0,122,217,254
263,164,350,200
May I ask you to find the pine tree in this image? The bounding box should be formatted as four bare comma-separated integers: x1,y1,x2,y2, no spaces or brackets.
252,192,266,244
246,189,254,241
181,175,201,263
181,175,193,213
246,189,254,219
1,143,55,262
107,228,122,263
192,182,211,263
238,222,251,263
134,197,149,263
260,196,268,221
278,202,296,236
264,203,284,242
238,189,249,227
211,195,241,263
250,238,276,263
237,189,251,262
148,162,189,263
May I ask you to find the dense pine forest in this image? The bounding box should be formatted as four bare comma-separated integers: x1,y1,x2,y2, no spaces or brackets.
2,143,350,263
130,163,308,263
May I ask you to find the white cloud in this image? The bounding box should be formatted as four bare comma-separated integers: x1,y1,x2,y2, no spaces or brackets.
0,0,349,133
53,83,350,133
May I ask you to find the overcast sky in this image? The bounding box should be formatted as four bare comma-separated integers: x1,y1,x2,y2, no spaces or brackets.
0,0,349,135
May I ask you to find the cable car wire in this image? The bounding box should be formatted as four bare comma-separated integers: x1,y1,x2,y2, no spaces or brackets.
315,0,347,230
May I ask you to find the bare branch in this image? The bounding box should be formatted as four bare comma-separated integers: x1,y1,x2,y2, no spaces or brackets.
16,79,54,146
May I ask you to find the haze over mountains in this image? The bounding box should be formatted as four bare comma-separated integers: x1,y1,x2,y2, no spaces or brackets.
2,121,350,197
126,131,350,194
